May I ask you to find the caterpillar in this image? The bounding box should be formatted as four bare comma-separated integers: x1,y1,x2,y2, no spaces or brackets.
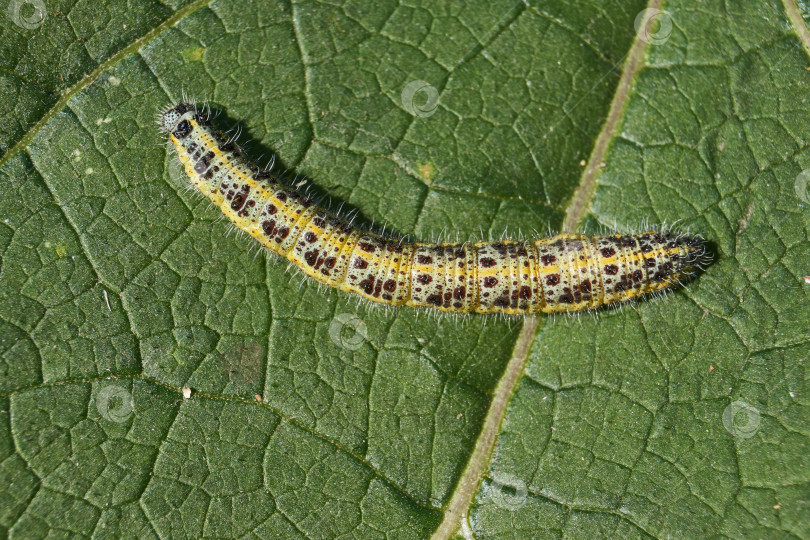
159,102,708,315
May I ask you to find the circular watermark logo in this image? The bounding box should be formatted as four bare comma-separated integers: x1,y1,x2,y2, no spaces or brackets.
8,0,46,30
329,313,368,350
489,472,527,511
635,8,672,46
401,80,439,118
722,400,760,439
795,170,810,204
167,156,195,192
96,385,134,423
221,343,265,390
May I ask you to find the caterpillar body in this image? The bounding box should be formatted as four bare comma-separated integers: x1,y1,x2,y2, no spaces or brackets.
159,102,707,315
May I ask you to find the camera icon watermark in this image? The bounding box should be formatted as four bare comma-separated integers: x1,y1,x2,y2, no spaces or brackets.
489,472,527,511
401,80,439,118
635,8,672,46
722,400,760,439
795,170,810,204
8,0,46,30
221,343,265,390
96,385,134,423
329,313,369,350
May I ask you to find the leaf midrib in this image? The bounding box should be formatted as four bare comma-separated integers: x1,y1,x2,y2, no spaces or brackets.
432,1,810,537
430,1,666,537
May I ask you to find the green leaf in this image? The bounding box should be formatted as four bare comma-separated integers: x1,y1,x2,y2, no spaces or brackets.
1,0,808,537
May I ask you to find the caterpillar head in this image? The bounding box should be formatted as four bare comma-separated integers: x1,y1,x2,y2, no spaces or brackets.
159,102,190,133
159,102,212,139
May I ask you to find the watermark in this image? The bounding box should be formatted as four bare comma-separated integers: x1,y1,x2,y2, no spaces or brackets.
401,80,439,118
489,472,527,511
722,400,760,439
96,385,134,423
8,0,46,30
329,313,368,350
221,343,265,390
635,8,672,46
167,156,191,190
795,170,810,204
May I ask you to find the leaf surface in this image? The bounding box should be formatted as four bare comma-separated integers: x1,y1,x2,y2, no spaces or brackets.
0,0,807,537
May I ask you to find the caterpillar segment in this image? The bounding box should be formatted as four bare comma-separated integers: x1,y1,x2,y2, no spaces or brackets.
160,102,707,315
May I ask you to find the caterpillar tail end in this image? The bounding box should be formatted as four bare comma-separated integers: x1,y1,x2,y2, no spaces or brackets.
680,234,712,275
656,233,712,297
